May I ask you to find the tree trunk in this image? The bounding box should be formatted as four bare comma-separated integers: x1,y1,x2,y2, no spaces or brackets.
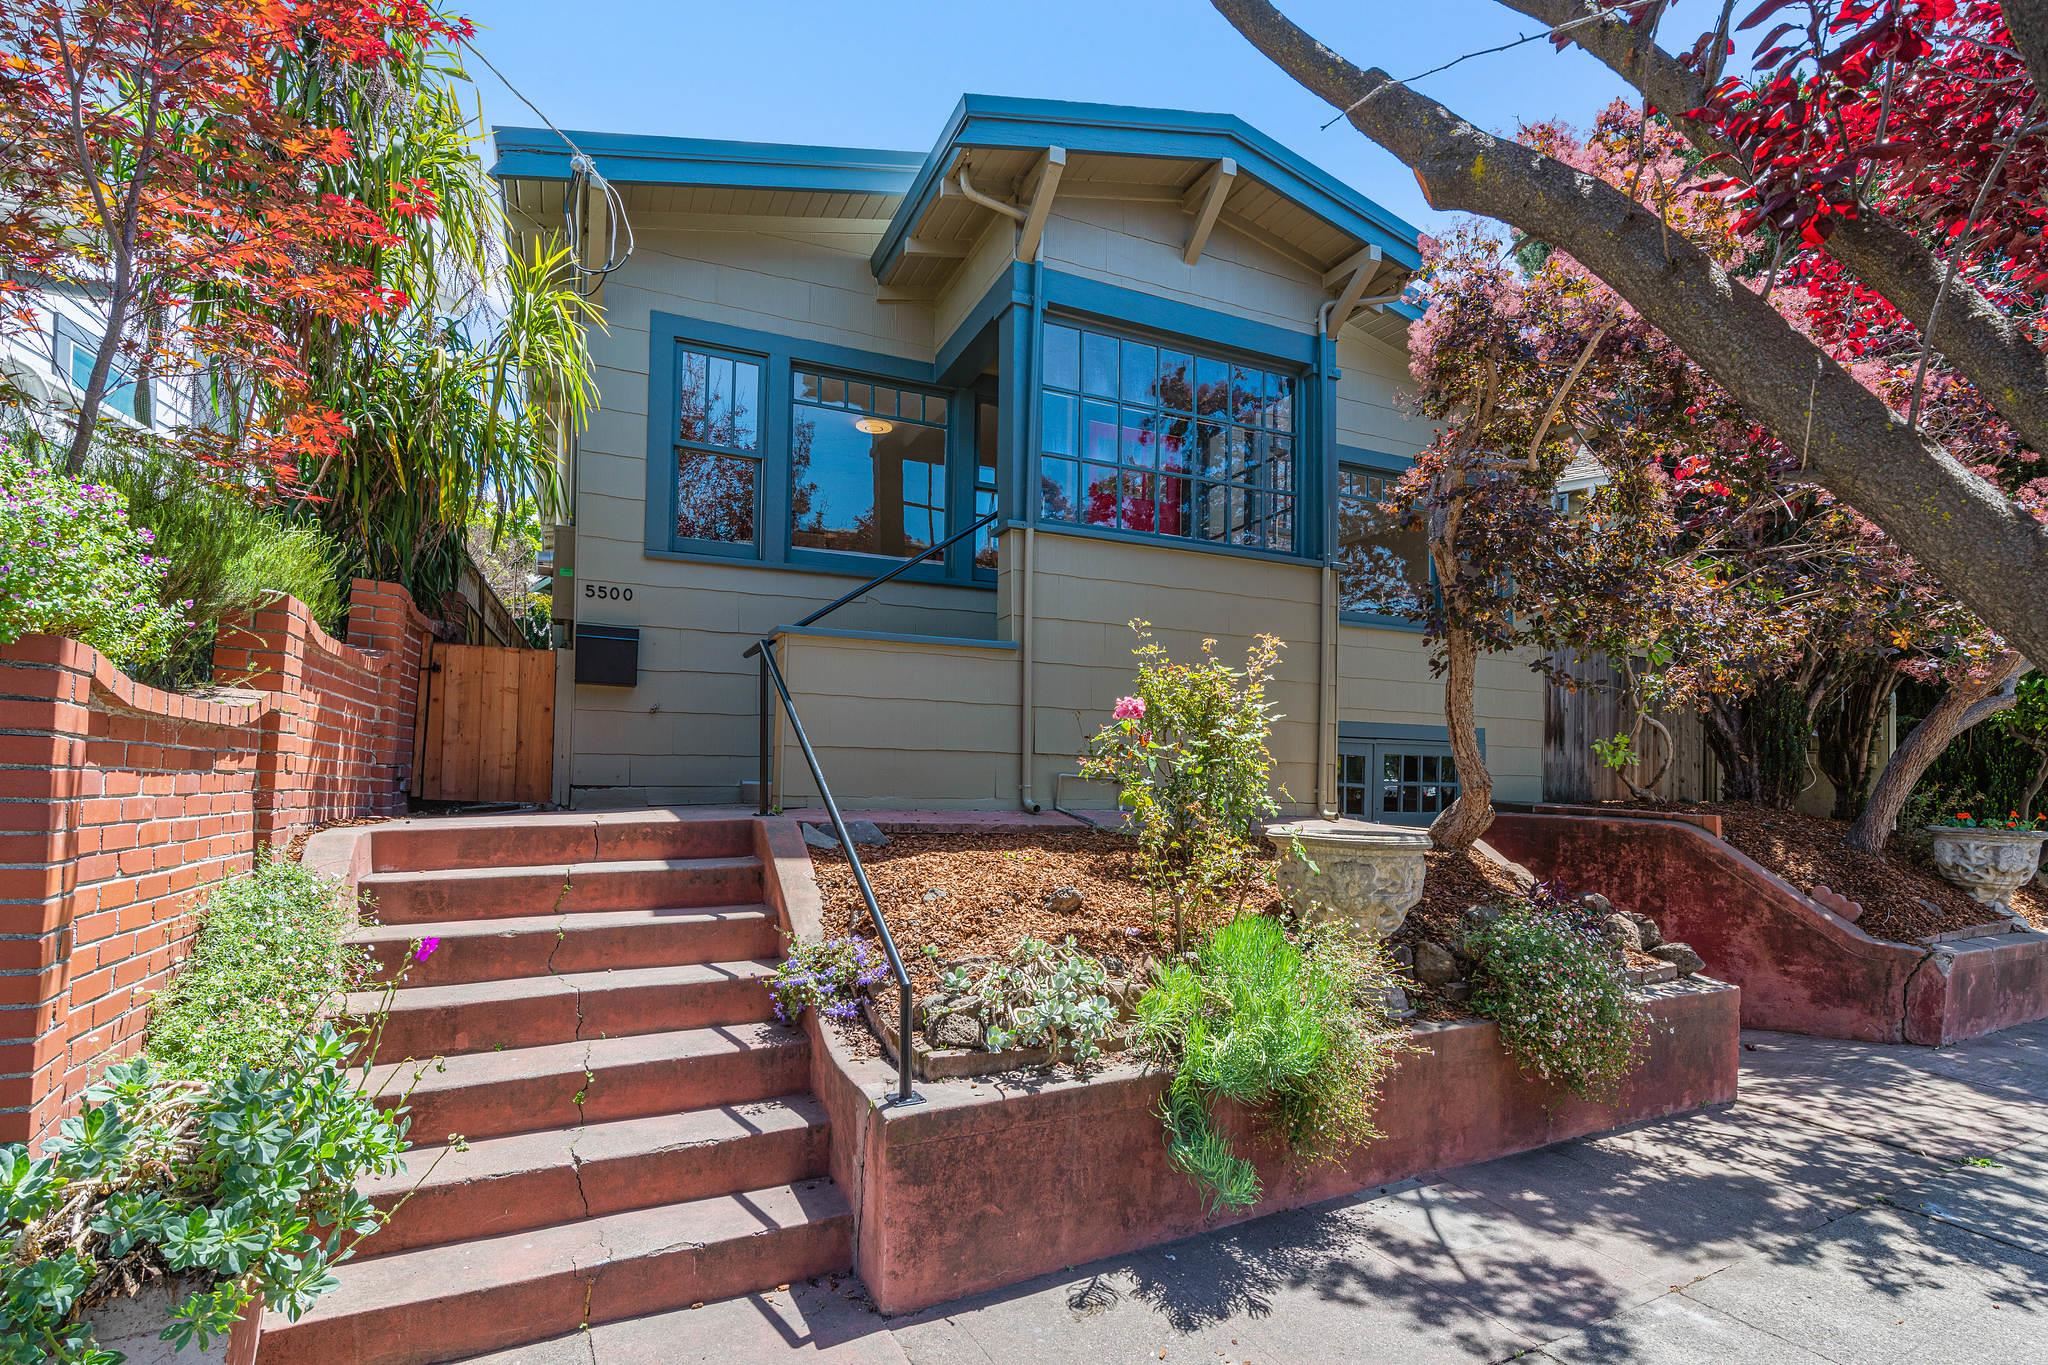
2020,749,2048,823
1703,700,1762,803
1818,660,1900,820
1207,0,2048,674
1430,622,1495,850
1846,655,2028,852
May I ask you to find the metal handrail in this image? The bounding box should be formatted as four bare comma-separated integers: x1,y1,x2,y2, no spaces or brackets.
743,511,997,1105
755,642,922,1105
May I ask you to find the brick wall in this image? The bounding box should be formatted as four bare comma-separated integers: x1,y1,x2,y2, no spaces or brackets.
0,579,433,1143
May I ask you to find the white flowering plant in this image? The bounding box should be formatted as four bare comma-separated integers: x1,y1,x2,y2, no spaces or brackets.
1465,891,1649,1100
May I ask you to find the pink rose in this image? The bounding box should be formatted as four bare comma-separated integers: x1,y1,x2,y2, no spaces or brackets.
1113,695,1146,722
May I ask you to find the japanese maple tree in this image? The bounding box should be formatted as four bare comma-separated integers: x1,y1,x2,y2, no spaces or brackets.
0,0,472,477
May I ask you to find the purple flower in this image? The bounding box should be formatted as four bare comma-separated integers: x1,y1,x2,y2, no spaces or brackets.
414,936,440,962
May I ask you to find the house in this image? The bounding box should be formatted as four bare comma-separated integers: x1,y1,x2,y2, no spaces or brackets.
490,96,1558,820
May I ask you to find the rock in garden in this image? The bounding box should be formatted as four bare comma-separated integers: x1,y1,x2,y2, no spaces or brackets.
1650,942,1706,975
1443,981,1473,1004
800,820,890,851
1601,912,1644,955
928,1012,984,1050
1390,943,1414,970
1100,954,1127,977
1578,892,1615,916
1045,885,1085,914
1413,941,1461,987
921,887,948,905
1623,910,1662,950
1384,985,1415,1019
916,993,950,1028
1454,904,1505,960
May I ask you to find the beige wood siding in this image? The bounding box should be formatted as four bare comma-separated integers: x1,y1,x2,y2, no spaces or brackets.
774,630,1021,810
1337,624,1544,805
1039,200,1325,335
1000,529,1325,812
1335,331,1437,457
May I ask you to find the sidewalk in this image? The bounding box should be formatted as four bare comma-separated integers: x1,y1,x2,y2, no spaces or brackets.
472,1020,2048,1364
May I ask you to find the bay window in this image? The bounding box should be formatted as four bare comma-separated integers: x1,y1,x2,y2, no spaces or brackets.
1037,320,1299,554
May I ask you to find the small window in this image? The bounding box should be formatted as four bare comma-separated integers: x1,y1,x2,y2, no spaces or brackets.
791,370,949,559
1037,320,1298,552
1338,740,1461,826
1337,464,1429,618
673,343,763,547
55,317,138,422
974,399,999,571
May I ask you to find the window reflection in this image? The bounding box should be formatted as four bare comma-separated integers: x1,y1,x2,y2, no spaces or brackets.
1336,466,1429,615
792,371,949,558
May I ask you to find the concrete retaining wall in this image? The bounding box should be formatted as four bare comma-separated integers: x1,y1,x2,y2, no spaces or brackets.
1488,811,2048,1047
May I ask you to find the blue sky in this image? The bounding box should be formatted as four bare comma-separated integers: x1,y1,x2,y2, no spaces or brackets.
463,0,1633,231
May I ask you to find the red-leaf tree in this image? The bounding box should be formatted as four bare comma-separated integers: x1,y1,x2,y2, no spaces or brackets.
1208,0,2048,682
1390,104,2021,850
0,0,472,477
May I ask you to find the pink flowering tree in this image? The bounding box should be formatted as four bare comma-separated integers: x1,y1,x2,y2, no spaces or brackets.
1080,623,1284,951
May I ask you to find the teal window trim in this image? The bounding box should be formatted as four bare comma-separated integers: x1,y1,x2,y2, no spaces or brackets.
1336,722,1478,827
646,311,995,589
1336,446,1429,632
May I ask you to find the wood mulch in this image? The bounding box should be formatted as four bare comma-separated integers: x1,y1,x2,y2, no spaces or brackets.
1647,802,2039,943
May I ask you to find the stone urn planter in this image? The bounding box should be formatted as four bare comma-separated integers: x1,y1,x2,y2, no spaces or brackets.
1926,826,2048,912
1266,819,1430,938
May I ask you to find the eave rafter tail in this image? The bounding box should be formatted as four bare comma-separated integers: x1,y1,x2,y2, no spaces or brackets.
1181,157,1239,265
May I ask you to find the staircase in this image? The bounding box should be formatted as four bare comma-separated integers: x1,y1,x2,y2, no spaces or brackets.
259,814,850,1365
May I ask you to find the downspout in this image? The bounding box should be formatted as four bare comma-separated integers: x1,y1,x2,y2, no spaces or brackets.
1315,300,1340,817
1018,261,1047,813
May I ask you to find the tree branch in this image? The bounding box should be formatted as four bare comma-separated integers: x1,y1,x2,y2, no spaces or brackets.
1494,0,2048,471
2002,0,2048,98
1208,0,2048,670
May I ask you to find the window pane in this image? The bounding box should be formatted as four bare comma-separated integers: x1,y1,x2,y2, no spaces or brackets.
1040,457,1079,521
821,375,845,406
875,387,897,418
1160,350,1194,412
791,400,948,557
679,350,709,441
1043,392,1078,456
1081,399,1119,462
679,347,759,453
732,362,760,449
1195,357,1230,416
1081,463,1120,527
924,394,947,425
1121,408,1157,467
1268,495,1295,553
1269,373,1295,432
976,399,999,486
1080,331,1118,398
1157,416,1193,474
676,451,757,544
974,487,999,569
1337,466,1430,615
1043,324,1079,391
1120,340,1158,404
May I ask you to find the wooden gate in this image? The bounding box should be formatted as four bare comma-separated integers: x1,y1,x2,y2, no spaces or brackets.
414,643,556,803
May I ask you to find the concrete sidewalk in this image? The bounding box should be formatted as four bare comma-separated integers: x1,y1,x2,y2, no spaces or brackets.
474,1020,2048,1364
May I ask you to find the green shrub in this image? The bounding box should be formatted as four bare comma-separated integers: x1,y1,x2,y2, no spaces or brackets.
1465,896,1649,1099
1136,915,1402,1212
940,936,1120,1066
0,1027,410,1363
0,439,187,669
98,446,345,687
1079,624,1285,951
145,856,369,1082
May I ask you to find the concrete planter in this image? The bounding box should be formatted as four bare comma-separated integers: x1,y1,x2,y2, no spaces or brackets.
1926,826,2048,912
1265,818,1430,938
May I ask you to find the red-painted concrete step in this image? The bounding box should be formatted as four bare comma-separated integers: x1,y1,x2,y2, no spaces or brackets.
360,857,765,924
369,814,755,874
348,905,783,986
351,961,778,1063
371,1023,808,1144
358,1098,830,1257
259,1179,851,1365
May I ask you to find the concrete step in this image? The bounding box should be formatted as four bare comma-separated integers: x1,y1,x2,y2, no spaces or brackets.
348,905,784,986
352,961,779,1063
359,857,764,924
358,1098,830,1258
372,1024,809,1144
259,1179,851,1365
368,813,757,874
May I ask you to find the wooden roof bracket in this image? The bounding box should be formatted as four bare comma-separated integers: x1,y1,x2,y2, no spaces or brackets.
1181,157,1238,265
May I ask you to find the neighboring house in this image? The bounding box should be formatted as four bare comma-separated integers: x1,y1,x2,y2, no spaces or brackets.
491,95,1553,819
0,287,204,435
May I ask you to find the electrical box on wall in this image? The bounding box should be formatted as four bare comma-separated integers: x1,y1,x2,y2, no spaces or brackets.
574,624,639,687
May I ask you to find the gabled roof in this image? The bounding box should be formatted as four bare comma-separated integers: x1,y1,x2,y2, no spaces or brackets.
870,95,1422,284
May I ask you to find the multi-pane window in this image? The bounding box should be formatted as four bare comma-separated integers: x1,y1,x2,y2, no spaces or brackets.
973,400,999,570
791,372,949,558
673,345,763,546
1337,745,1461,825
1336,465,1429,617
1036,321,1297,553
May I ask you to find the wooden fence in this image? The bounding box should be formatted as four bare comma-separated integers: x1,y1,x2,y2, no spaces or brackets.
1543,650,1718,803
